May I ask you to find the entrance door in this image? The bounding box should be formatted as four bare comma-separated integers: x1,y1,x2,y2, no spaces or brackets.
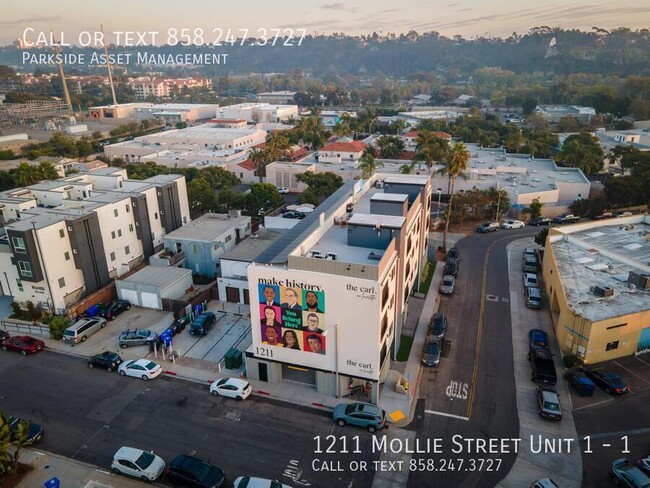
259,363,268,382
225,286,240,303
243,289,250,305
282,364,316,385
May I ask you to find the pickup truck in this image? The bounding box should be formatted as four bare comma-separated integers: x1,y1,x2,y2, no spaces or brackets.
552,213,580,224
530,346,557,385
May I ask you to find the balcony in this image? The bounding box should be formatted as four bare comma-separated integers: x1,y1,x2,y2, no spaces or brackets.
149,249,186,267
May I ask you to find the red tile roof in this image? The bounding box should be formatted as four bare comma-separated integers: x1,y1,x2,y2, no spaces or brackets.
320,140,367,152
237,158,257,171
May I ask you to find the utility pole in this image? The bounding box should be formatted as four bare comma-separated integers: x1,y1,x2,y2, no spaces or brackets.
101,24,118,106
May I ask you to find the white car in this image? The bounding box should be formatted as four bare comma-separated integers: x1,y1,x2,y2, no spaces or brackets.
111,446,166,481
501,219,525,229
277,187,289,194
234,477,292,488
210,377,252,400
118,359,162,381
523,273,539,288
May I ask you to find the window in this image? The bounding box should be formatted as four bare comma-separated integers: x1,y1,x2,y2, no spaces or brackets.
606,340,619,351
59,229,65,238
381,314,388,336
58,277,66,288
183,216,187,224
192,244,198,254
111,231,116,239
154,212,158,220
18,261,32,278
125,204,130,213
129,224,134,232
125,245,130,255
114,209,118,217
12,237,26,253
225,235,232,243
110,252,116,261
64,251,70,261
117,229,122,237
16,279,23,292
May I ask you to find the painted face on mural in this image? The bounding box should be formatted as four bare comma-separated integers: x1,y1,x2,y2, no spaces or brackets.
285,289,298,306
284,330,297,347
306,314,319,330
307,335,323,353
264,307,276,322
265,326,279,345
263,286,276,303
306,291,319,308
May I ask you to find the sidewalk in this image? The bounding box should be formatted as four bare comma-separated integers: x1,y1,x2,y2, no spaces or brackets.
496,238,582,488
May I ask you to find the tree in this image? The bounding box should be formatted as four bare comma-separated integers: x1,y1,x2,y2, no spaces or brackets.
358,153,384,179
557,115,580,132
187,177,218,218
528,198,543,219
506,130,526,154
295,115,329,150
375,135,405,159
440,142,470,250
413,132,450,174
399,163,414,174
249,147,268,176
555,132,605,175
295,172,343,201
534,227,549,247
244,183,284,217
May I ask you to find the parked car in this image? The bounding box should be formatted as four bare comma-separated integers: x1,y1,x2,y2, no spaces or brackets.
282,211,301,219
209,378,252,400
1,335,44,355
446,247,460,263
531,479,560,488
582,368,630,395
118,359,162,381
8,416,44,444
523,273,539,288
565,370,596,396
525,287,543,309
610,458,650,488
422,341,441,367
476,222,500,233
190,312,217,336
522,257,539,273
592,212,613,220
332,402,386,433
167,454,226,488
529,329,549,349
429,313,447,341
528,217,551,226
233,477,291,488
535,387,562,420
523,248,538,260
501,219,525,229
439,275,456,295
111,446,166,481
638,455,650,476
530,346,557,385
552,213,580,224
118,329,158,348
277,187,289,194
443,261,458,277
88,351,123,372
614,211,633,218
100,299,131,320
1,329,8,341
62,317,107,344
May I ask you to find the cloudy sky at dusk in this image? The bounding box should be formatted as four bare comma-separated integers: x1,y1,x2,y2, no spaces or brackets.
1,0,649,45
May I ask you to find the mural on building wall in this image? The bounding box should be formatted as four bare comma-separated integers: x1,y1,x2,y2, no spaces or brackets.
257,282,327,354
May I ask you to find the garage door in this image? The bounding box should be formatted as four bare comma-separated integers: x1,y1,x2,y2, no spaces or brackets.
140,292,160,309
119,289,139,305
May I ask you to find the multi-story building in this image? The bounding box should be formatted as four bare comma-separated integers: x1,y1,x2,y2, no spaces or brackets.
128,77,213,100
534,105,596,123
89,102,218,122
257,91,297,104
217,103,298,123
245,174,431,401
543,215,650,364
0,168,189,314
317,137,367,164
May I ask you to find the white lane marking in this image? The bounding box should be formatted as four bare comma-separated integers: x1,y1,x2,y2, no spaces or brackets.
572,397,614,411
588,426,650,439
424,409,470,421
613,360,650,385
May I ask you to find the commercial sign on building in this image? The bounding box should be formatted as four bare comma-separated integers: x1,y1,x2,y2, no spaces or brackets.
250,266,381,380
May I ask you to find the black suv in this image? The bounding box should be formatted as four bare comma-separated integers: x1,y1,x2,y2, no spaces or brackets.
443,261,458,277
100,300,131,320
429,313,447,341
88,351,123,372
528,217,551,226
189,312,217,336
167,454,225,487
447,247,460,262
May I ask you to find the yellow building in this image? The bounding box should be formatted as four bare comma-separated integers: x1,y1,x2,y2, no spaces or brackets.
543,214,650,364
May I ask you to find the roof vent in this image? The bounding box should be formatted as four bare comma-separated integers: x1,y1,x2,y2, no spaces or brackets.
593,285,614,297
628,272,650,290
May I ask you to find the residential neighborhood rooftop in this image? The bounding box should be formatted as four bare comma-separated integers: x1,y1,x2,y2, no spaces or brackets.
164,213,250,242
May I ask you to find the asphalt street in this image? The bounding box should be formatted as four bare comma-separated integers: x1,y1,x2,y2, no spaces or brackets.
409,226,543,488
0,351,379,488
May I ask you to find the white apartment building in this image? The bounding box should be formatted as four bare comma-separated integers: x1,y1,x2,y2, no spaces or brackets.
0,169,190,314
257,91,297,104
317,138,367,164
245,175,432,402
89,102,218,122
128,77,213,100
534,105,596,123
217,103,298,123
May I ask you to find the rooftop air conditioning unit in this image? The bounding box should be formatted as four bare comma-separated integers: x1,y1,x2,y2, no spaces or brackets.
628,272,650,289
593,285,614,297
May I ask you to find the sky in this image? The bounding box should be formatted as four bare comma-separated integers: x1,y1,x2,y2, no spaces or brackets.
1,0,649,45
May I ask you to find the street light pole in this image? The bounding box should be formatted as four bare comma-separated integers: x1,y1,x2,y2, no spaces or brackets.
495,180,501,222
436,188,442,219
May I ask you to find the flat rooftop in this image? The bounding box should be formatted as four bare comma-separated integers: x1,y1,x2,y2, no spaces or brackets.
121,265,191,288
164,213,250,241
221,228,287,262
550,216,650,322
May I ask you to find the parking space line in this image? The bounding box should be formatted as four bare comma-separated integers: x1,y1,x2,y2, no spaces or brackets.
572,397,614,411
613,360,650,385
424,409,470,421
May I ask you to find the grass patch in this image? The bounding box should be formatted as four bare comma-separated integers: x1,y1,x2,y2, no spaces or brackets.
396,334,414,362
418,260,437,294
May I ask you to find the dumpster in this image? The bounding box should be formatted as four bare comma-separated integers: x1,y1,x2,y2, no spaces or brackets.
566,371,595,396
224,348,242,369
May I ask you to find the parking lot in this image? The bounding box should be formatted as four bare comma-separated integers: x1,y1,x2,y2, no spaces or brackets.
52,300,252,368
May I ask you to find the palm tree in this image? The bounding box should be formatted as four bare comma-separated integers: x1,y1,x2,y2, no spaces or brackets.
295,115,329,150
439,142,470,250
413,132,450,174
249,147,267,177
507,130,526,154
399,163,414,174
358,153,383,179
